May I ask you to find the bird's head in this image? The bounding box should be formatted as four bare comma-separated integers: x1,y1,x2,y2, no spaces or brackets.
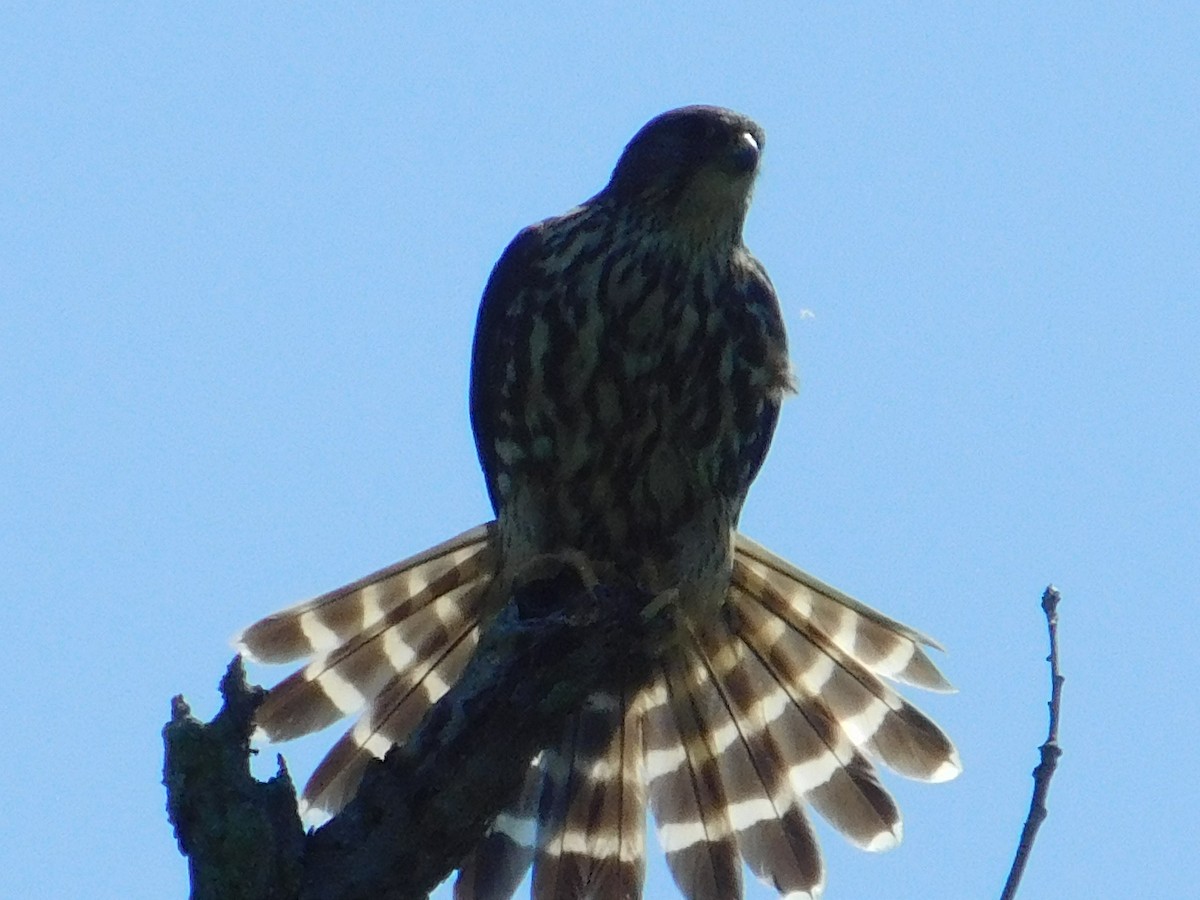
604,105,765,241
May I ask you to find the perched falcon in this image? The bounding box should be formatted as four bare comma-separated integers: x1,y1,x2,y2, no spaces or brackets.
236,105,960,899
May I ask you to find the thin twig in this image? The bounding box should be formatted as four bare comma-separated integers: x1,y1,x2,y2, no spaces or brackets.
999,585,1064,900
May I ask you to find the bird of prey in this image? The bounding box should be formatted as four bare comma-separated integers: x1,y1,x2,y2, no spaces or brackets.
236,105,960,899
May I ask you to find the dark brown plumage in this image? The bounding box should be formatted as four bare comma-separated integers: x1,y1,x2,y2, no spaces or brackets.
236,105,959,899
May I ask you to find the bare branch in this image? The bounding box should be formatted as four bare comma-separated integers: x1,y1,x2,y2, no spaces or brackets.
162,659,305,900
999,585,1065,900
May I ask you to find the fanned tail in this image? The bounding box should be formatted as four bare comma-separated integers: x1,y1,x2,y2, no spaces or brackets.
731,537,961,785
631,537,960,899
233,527,958,899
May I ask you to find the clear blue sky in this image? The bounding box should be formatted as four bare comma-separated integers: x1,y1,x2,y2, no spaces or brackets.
3,5,1197,898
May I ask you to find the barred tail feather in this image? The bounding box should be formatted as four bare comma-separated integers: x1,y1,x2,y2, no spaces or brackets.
303,622,481,814
232,523,497,816
725,588,902,851
734,535,954,693
251,576,488,744
532,687,645,900
682,625,825,898
643,657,742,900
235,524,494,664
733,574,961,785
456,762,541,900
